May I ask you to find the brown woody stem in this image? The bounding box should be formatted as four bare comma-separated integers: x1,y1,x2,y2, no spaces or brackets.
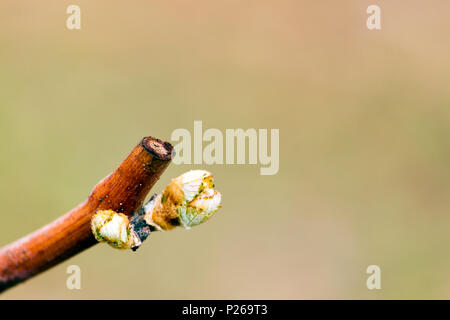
0,137,173,293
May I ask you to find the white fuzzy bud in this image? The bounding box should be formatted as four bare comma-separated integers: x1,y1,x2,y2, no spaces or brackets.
144,170,222,230
178,170,214,202
91,210,139,249
178,188,222,228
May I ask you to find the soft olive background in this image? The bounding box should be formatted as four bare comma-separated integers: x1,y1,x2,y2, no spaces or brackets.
1,1,449,299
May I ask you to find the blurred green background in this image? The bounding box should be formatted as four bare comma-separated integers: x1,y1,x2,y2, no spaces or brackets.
1,0,450,299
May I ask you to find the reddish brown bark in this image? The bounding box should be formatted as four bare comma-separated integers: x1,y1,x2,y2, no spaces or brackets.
0,137,173,293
